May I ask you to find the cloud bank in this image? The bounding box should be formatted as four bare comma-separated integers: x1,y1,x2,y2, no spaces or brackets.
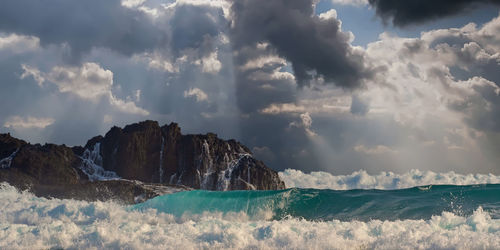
0,0,499,175
368,0,500,26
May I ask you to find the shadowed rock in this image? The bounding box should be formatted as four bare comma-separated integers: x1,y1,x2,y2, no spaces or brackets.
0,121,285,203
84,120,285,190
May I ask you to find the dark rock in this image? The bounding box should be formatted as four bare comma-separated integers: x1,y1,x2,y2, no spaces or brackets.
10,143,84,185
0,133,26,160
100,121,162,182
88,120,285,190
71,145,85,156
0,120,285,204
29,180,190,204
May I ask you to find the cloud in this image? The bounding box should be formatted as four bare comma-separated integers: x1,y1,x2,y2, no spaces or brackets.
4,116,55,129
252,146,276,163
193,50,222,74
21,62,149,115
183,87,209,102
109,95,150,116
249,13,500,174
350,94,370,115
20,65,44,86
331,0,368,7
368,0,500,26
0,1,238,145
121,0,147,8
44,63,113,100
289,112,317,137
1,0,500,176
354,144,398,155
0,0,166,62
259,92,352,115
0,33,39,53
239,55,287,71
319,9,339,20
261,103,306,115
368,15,500,132
230,0,375,88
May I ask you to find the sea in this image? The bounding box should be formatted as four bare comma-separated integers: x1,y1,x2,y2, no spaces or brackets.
1,169,500,249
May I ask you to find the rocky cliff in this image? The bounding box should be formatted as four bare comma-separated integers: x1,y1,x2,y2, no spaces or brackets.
79,120,285,190
0,121,285,203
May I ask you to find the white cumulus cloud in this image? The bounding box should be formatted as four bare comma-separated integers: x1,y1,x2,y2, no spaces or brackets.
184,87,208,102
21,62,149,115
331,0,368,6
0,33,39,53
4,116,55,129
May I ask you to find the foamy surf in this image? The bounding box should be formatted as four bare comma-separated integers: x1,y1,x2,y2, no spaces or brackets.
279,168,500,190
1,182,500,249
131,184,500,221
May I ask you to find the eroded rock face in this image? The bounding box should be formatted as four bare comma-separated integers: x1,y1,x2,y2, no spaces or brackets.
12,143,84,185
0,134,26,169
100,121,163,182
0,134,83,189
0,120,285,204
0,133,190,204
82,120,285,190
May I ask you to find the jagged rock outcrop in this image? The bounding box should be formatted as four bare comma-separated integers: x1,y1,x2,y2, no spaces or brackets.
0,121,285,203
0,133,189,204
29,180,190,204
81,120,285,190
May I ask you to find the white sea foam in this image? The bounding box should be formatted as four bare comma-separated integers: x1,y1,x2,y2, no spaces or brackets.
0,148,19,169
1,183,499,250
79,142,119,181
279,169,500,190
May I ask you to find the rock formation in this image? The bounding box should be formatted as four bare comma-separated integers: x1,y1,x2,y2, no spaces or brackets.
80,120,285,190
0,121,285,203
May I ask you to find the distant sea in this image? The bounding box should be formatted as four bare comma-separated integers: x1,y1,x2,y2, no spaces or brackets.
1,169,500,249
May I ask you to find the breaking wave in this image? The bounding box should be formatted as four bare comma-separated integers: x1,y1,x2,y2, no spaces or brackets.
279,168,500,190
1,181,500,249
131,184,500,221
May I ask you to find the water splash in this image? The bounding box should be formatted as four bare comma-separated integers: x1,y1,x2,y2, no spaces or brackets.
133,184,500,222
280,168,500,190
79,143,119,181
199,140,214,189
0,148,19,169
218,153,252,191
2,182,500,249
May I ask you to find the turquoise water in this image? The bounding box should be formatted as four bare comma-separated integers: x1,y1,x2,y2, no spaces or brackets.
132,184,500,221
2,180,500,248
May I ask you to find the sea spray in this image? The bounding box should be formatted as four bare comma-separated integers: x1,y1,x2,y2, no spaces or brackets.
3,168,500,249
1,182,500,249
280,168,500,190
132,184,500,221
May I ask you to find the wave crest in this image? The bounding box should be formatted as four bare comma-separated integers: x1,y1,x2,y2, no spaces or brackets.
1,183,500,249
279,169,500,190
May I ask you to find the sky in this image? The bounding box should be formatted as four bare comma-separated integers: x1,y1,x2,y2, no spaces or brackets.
1,0,500,175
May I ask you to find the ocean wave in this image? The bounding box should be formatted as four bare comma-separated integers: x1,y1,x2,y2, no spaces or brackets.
1,183,500,249
279,169,500,190
131,185,500,221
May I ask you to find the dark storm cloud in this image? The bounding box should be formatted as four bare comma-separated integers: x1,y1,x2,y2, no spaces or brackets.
368,0,500,26
230,0,373,88
350,95,369,115
228,0,377,173
0,0,165,62
170,4,226,58
0,1,233,145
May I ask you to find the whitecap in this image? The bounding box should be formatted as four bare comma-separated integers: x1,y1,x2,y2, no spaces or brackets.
1,182,499,249
279,169,500,190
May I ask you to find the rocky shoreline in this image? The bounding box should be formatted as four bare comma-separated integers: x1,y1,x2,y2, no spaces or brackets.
0,121,285,204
